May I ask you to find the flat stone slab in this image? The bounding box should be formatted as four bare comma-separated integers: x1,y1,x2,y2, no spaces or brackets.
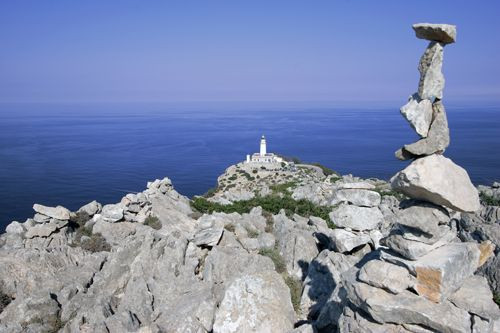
391,154,480,213
414,242,480,303
335,189,381,207
358,260,414,294
396,200,450,238
449,275,500,321
33,204,71,220
413,23,457,44
329,204,383,231
345,280,471,333
328,228,371,253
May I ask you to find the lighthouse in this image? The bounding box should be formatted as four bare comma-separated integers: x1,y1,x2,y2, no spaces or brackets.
260,135,267,156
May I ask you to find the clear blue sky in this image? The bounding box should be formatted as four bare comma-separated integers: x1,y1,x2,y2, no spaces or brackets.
1,1,499,104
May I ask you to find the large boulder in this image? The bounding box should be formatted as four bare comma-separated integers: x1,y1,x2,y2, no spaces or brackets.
413,23,457,44
212,271,295,333
391,154,480,213
400,93,433,137
32,204,71,220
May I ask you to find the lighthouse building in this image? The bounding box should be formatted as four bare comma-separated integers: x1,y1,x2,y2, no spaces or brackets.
246,135,284,164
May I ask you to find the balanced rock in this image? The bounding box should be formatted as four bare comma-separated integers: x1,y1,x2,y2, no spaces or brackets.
33,204,71,220
413,23,457,44
329,204,383,231
391,154,480,213
400,100,450,158
396,200,450,237
418,42,445,100
77,200,102,217
400,93,433,137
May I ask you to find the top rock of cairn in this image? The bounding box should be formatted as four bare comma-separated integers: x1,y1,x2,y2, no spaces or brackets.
413,23,457,44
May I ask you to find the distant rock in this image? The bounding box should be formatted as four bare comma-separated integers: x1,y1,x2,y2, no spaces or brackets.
100,204,124,222
391,154,480,212
400,93,433,137
77,200,102,217
329,204,383,231
413,23,457,44
5,221,25,234
33,203,70,220
212,271,295,333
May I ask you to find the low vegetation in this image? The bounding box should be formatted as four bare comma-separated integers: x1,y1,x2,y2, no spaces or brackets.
259,247,286,274
191,195,332,225
480,192,500,206
144,215,162,230
284,275,302,312
224,223,235,233
374,187,407,201
69,212,111,253
494,292,500,308
308,162,340,177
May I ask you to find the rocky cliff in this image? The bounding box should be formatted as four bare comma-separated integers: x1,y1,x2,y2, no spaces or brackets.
1,23,500,333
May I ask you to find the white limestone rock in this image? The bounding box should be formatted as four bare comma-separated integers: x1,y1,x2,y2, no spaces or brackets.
328,228,371,253
5,221,25,234
449,275,500,321
413,23,457,44
33,203,70,220
100,204,124,222
329,204,383,231
335,189,381,207
391,154,480,213
212,271,295,333
77,200,102,217
418,42,445,100
345,280,471,333
396,200,450,237
400,93,433,137
358,260,414,294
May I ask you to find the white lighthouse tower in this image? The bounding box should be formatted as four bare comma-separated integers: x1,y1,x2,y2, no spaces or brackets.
260,135,267,156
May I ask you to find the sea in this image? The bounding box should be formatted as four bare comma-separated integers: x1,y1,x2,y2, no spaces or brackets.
1,102,499,230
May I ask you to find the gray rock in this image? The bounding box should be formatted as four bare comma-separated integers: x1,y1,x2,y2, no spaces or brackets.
335,189,381,207
212,271,295,333
418,42,445,100
328,228,371,253
338,181,376,190
77,200,102,217
329,204,383,231
257,232,275,249
413,23,457,44
92,219,136,245
192,226,224,247
396,201,450,237
358,260,414,294
400,93,433,137
413,242,480,303
308,216,329,230
33,213,51,223
391,154,481,213
5,221,25,234
345,280,471,333
401,101,450,158
25,220,65,238
338,306,418,333
449,275,500,320
101,204,124,222
33,203,71,220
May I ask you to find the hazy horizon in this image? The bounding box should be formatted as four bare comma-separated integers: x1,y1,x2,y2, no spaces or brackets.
1,1,500,104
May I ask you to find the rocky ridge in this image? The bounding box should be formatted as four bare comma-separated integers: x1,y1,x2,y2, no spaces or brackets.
0,23,499,333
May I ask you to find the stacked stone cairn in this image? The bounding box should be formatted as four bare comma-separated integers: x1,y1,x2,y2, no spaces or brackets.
340,24,500,333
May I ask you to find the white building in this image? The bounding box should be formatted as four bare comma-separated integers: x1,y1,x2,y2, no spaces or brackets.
246,135,284,163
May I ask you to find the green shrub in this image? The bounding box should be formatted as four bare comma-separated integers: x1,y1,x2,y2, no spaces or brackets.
494,292,500,308
480,192,500,206
79,233,111,253
263,210,274,233
259,247,286,274
308,162,339,177
246,228,259,238
228,175,237,181
270,181,297,195
190,195,333,225
284,275,302,313
373,188,406,201
252,169,258,174
144,215,162,230
70,211,91,228
203,187,218,198
224,223,235,232
260,166,267,170
0,289,11,313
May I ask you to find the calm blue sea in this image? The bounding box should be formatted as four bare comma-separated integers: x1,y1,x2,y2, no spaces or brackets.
1,102,499,229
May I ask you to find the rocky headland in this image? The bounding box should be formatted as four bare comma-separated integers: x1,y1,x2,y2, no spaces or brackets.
1,23,500,333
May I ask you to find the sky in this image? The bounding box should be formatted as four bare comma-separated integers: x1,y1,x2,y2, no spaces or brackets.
1,1,499,104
